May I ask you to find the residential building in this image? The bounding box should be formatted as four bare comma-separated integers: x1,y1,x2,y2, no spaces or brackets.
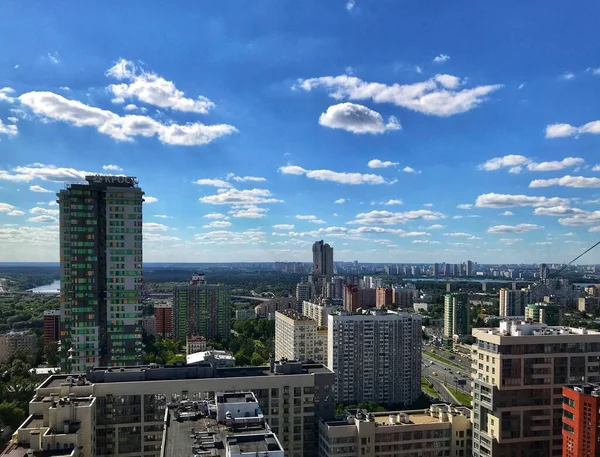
394,288,415,307
540,263,549,280
6,360,334,457
444,293,470,340
466,260,474,277
375,287,393,307
302,299,336,328
235,308,257,321
584,285,599,297
343,284,360,312
186,350,236,368
319,404,471,457
141,315,156,336
578,296,600,313
173,275,231,340
499,288,526,317
296,281,312,304
0,332,38,363
562,383,600,457
413,302,433,313
525,303,562,325
57,174,144,372
43,309,61,345
255,297,297,318
312,240,334,278
328,309,422,405
275,310,327,365
186,335,207,355
154,303,173,337
471,321,600,457
358,288,377,308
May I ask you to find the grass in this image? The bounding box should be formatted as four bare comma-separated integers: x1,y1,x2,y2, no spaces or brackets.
423,350,464,370
421,377,439,398
446,386,472,407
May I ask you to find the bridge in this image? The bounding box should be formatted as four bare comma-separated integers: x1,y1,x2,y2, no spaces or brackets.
231,295,271,302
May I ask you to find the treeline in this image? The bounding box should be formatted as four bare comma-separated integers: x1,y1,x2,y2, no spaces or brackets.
0,295,60,333
0,266,59,292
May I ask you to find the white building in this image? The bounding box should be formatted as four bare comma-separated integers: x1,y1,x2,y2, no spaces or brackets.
186,335,207,355
499,288,526,316
328,309,422,405
302,299,336,328
275,310,328,365
186,350,236,368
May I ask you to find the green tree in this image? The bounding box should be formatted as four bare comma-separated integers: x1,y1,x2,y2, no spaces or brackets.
0,401,26,429
44,341,60,367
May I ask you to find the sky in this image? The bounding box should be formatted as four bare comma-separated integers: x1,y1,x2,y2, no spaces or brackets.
0,1,600,264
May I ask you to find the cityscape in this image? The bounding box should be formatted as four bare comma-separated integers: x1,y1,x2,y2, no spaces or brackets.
2,2,600,457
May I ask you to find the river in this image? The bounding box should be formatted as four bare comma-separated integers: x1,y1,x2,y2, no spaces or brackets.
28,280,61,293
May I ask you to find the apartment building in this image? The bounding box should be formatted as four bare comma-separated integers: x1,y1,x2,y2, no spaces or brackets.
275,309,328,365
57,175,144,372
141,316,156,336
562,383,600,457
43,309,61,344
0,332,38,363
153,303,173,337
375,288,393,307
525,303,562,325
343,285,360,312
328,309,422,405
302,299,336,328
499,288,526,317
319,404,471,457
444,293,470,341
186,335,207,355
6,360,334,457
471,321,600,457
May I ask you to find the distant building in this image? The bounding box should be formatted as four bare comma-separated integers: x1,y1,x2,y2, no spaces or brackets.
141,315,156,336
466,260,474,277
173,274,231,340
254,297,297,318
312,240,334,277
235,308,257,321
413,302,433,313
186,335,207,355
43,309,60,345
499,288,526,316
375,287,394,307
302,300,335,328
153,303,173,337
295,281,312,304
444,293,469,340
275,310,327,365
358,288,376,308
328,309,421,405
0,332,38,363
319,404,471,457
578,296,600,313
186,349,235,368
584,285,599,297
563,383,600,457
540,263,549,280
343,284,360,312
525,302,562,325
394,288,415,307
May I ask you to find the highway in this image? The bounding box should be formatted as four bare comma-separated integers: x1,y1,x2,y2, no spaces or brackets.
421,346,473,406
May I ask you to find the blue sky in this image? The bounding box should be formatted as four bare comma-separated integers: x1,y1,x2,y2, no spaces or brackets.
1,1,600,263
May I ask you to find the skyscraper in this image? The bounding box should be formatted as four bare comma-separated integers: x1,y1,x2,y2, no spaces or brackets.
444,293,470,341
540,263,549,280
466,260,474,276
173,273,231,340
499,288,526,316
312,240,334,277
562,383,600,457
58,175,144,372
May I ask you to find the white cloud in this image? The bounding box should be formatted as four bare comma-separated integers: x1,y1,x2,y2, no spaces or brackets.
479,154,530,171
0,164,91,183
0,87,15,103
535,241,553,245
228,175,266,182
518,83,525,90
346,0,355,10
475,193,570,208
423,203,433,207
0,226,57,244
194,230,266,245
46,52,60,65
487,224,543,234
593,165,600,172
273,224,294,230
334,198,346,204
143,222,169,231
587,67,600,75
526,157,584,171
499,238,523,245
425,224,444,230
229,205,268,218
0,203,24,216
480,155,585,173
194,178,233,188
294,74,502,117
124,104,138,111
383,199,403,205
562,72,575,80
279,164,390,185
433,54,451,63
106,59,215,114
457,204,473,210
143,233,180,242
296,215,318,220
29,207,59,216
402,166,420,174
415,66,423,74
18,91,236,146
529,175,600,188
28,215,57,223
199,188,281,205
368,159,398,169
102,164,123,172
204,213,228,219
501,211,514,216
144,196,158,203
153,214,171,219
412,239,441,244
203,220,232,229
590,226,600,232
59,86,71,92
0,119,18,136
444,232,477,238
558,211,600,226
48,201,58,206
29,185,52,193
319,103,400,134
452,215,463,219
533,206,585,216
546,120,600,138
349,209,444,225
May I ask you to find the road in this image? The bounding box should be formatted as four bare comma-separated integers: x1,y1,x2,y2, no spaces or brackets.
421,347,473,406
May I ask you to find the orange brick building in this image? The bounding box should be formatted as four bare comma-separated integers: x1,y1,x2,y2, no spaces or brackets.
375,287,393,307
154,303,173,337
562,383,600,457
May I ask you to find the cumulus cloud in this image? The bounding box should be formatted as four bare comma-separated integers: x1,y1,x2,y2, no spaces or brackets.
593,165,600,172
562,72,575,80
433,54,451,63
106,58,215,113
480,155,585,174
0,87,15,103
334,198,346,204
144,196,158,203
18,91,236,146
475,193,570,208
194,178,233,188
383,199,403,205
144,233,180,242
349,209,444,225
546,120,600,138
444,232,477,238
412,239,441,244
318,103,400,134
533,206,586,216
28,215,57,223
273,224,294,230
457,204,473,210
0,225,57,244
499,238,523,245
346,0,355,10
294,73,502,117
527,157,585,171
194,230,266,245
102,164,123,172
0,119,18,136
529,175,600,188
153,214,171,219
203,220,232,229
29,207,59,216
228,205,268,218
0,203,25,216
501,211,514,216
487,224,543,233
479,154,530,171
46,52,60,65
279,164,391,185
29,185,52,193
227,174,266,182
199,188,281,205
143,222,169,231
558,211,600,226
402,166,420,174
204,213,228,219
368,159,398,169
0,164,91,183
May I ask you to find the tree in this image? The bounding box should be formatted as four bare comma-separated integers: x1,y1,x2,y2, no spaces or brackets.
44,341,60,367
0,401,26,429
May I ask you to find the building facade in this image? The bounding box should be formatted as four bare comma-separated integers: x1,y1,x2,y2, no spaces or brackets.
302,300,335,328
343,285,360,312
0,332,38,363
499,289,526,317
328,310,422,405
58,175,144,372
319,404,471,457
375,287,393,307
186,335,207,355
43,309,61,345
296,282,312,305
525,303,562,325
235,308,257,321
153,303,173,337
141,315,156,336
275,310,328,365
471,321,600,457
444,293,470,340
562,383,600,457
312,240,334,278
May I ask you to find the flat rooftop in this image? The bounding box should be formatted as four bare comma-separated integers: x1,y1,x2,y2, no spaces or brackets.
326,405,470,428
1,445,74,457
276,309,315,321
473,322,600,338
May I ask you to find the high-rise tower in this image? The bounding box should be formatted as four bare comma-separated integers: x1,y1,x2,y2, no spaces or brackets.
58,175,144,372
312,240,333,277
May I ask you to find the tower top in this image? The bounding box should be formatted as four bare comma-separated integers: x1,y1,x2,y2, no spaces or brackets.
85,175,138,187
